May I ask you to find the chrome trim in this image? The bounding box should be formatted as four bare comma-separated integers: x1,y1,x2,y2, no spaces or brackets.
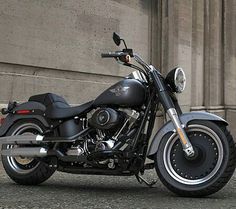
0,135,40,145
2,147,48,157
36,135,44,141
167,108,194,157
174,67,186,93
129,70,147,82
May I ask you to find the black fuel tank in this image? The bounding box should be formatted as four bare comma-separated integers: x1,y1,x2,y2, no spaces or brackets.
93,79,146,107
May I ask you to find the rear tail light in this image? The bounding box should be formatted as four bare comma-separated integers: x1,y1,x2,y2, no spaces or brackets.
0,117,5,125
16,110,31,114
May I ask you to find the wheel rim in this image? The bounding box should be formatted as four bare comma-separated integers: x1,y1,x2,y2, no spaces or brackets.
6,123,43,174
163,124,224,185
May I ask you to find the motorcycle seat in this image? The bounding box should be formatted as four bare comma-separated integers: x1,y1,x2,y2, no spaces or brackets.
29,93,69,107
29,93,93,119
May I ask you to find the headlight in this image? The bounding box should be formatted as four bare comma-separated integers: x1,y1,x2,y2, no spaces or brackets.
165,67,186,93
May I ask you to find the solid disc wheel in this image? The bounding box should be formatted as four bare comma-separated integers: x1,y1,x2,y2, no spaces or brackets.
155,120,236,197
1,120,55,185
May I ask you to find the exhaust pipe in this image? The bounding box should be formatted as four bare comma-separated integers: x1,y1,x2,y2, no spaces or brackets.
0,127,91,145
1,147,48,157
0,135,44,145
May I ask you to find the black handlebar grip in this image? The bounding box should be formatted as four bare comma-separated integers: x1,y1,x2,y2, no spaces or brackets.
101,52,118,58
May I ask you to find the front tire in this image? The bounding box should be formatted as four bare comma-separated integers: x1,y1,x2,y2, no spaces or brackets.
1,120,56,185
155,120,236,197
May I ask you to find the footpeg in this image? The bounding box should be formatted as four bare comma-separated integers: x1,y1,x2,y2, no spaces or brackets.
135,174,157,188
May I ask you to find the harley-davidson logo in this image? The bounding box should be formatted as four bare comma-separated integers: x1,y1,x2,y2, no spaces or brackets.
109,85,130,96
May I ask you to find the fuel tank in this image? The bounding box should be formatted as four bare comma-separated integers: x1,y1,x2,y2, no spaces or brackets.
93,79,146,107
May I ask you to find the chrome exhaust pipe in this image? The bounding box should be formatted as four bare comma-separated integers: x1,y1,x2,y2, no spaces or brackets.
0,135,44,145
1,147,48,157
0,128,91,145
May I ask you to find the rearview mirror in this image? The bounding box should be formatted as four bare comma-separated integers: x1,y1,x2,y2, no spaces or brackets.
113,32,121,46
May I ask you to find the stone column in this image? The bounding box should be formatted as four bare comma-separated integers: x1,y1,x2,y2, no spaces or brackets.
203,0,224,117
160,0,193,112
224,0,236,136
149,0,159,67
191,0,205,110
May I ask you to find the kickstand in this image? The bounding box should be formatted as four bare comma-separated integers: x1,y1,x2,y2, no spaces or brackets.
135,174,157,188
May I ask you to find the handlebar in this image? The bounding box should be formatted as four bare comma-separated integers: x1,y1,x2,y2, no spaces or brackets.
101,51,132,63
101,51,128,58
101,50,152,76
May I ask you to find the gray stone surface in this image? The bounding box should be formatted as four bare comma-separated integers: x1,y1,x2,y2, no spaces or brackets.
204,0,224,107
224,0,236,107
1,162,236,209
191,0,204,108
0,0,151,76
0,62,121,104
0,0,155,107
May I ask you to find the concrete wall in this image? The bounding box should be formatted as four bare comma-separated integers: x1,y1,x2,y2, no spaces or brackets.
0,0,156,104
224,0,236,137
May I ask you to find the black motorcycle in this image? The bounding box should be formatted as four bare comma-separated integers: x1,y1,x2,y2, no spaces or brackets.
0,33,235,197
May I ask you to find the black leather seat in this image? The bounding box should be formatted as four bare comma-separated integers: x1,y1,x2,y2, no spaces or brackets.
29,93,93,119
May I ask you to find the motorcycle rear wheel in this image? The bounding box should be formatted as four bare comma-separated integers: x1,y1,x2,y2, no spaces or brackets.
1,119,55,185
155,120,236,197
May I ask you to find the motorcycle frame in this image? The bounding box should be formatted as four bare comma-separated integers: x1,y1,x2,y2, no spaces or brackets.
50,86,159,175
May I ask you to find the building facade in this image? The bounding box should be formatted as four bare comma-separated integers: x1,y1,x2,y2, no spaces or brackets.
0,0,236,136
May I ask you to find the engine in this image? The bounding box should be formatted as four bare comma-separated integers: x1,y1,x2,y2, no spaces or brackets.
66,107,140,167
86,108,128,154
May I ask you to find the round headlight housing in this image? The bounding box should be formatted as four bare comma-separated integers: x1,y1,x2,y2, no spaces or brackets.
165,67,186,93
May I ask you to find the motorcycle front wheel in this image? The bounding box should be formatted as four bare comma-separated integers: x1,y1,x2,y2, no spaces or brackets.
155,120,236,197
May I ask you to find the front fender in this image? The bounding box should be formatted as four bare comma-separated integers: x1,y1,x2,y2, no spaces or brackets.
147,111,228,157
0,101,49,136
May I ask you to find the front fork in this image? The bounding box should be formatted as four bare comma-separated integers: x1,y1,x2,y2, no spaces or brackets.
167,108,195,157
150,66,195,157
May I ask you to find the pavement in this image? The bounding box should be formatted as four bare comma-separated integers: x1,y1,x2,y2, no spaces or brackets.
1,162,236,209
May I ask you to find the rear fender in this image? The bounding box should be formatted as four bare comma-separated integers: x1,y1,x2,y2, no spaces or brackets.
0,101,49,136
147,111,228,157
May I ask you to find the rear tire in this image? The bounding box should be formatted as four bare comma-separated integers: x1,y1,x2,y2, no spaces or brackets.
155,120,236,197
1,119,55,185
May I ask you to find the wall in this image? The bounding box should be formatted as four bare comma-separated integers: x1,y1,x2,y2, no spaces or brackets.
224,0,236,137
0,0,156,104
